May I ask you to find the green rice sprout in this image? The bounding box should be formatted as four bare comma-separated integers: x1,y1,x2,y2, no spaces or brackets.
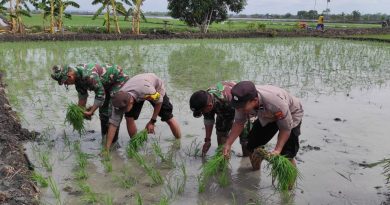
77,181,98,204
135,193,143,205
38,150,53,172
132,150,163,185
113,168,137,189
74,168,88,181
127,129,148,158
184,138,202,158
101,153,113,173
48,176,61,205
158,196,169,205
198,146,230,193
65,103,86,135
31,171,48,187
152,140,176,169
254,147,301,191
102,194,114,205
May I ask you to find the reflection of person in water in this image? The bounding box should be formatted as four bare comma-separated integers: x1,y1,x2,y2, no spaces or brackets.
316,16,325,31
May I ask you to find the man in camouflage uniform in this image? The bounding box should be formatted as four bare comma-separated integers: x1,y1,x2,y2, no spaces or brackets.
51,63,129,145
189,81,251,157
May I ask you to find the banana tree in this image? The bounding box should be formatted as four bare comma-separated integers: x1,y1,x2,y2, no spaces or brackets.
131,0,144,35
56,0,80,32
92,0,128,33
32,0,79,33
4,0,31,33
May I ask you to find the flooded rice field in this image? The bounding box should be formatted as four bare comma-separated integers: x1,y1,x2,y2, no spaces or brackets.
0,38,389,205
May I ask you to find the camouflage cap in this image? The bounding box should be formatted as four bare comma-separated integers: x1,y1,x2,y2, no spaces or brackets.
51,65,70,85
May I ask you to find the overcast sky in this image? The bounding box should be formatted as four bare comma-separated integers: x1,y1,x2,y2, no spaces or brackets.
72,0,389,15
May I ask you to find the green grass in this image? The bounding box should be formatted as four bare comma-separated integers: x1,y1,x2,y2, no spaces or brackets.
101,153,113,173
65,103,86,136
31,171,48,187
255,148,301,191
198,146,230,193
102,194,114,205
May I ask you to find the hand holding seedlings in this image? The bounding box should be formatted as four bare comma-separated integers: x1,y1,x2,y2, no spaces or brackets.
65,103,86,135
145,120,156,134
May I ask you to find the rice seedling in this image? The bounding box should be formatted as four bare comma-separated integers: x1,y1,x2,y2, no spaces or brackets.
158,196,169,205
127,129,148,158
31,171,48,187
184,138,202,158
152,140,176,169
198,146,230,193
101,152,113,173
254,147,301,191
74,168,89,181
383,158,390,190
48,176,61,205
65,103,86,135
77,181,98,204
113,168,137,189
38,150,53,172
102,194,114,205
132,150,164,185
135,193,143,205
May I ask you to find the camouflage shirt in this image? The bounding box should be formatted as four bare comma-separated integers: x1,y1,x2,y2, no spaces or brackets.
203,81,236,126
74,63,129,107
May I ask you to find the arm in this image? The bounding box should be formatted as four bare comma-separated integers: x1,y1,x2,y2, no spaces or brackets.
105,123,118,151
223,122,245,157
145,102,162,134
85,74,105,117
273,129,291,154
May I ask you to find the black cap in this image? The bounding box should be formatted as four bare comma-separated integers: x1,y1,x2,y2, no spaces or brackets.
189,90,209,118
231,81,258,108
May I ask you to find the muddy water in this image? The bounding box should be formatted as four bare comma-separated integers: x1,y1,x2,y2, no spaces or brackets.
1,38,389,205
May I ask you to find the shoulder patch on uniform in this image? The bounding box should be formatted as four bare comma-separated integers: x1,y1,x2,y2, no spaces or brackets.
145,92,160,101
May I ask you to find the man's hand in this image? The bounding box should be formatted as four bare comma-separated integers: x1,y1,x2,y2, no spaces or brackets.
271,149,281,156
83,111,93,120
223,143,232,159
202,141,211,157
99,148,109,157
145,121,155,134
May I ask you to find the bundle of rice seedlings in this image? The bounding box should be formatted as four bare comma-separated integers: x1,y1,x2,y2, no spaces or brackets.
65,103,86,135
126,129,148,158
198,146,230,193
254,147,301,191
